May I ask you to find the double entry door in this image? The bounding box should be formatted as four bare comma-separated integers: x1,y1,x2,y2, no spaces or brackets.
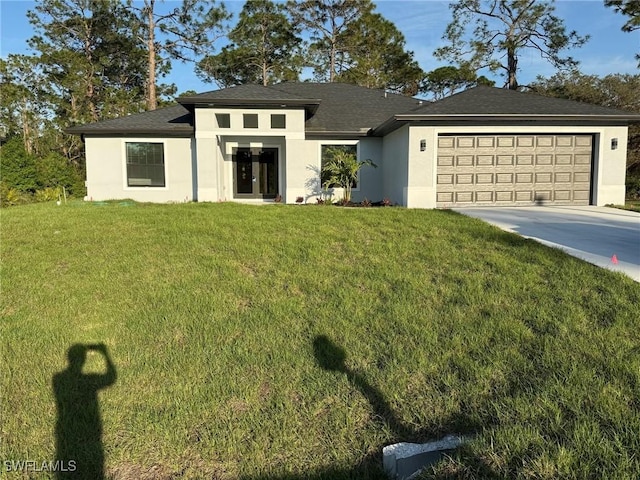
233,147,278,199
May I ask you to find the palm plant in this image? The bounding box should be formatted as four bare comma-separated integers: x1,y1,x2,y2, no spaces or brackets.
321,148,376,203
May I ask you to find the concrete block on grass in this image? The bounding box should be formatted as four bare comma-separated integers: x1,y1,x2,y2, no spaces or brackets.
383,434,466,479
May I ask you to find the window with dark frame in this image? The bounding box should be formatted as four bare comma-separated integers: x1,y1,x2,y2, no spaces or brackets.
320,144,358,189
271,114,286,129
216,113,230,128
126,142,165,187
243,113,258,128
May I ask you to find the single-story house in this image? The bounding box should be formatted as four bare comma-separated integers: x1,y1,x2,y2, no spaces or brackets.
67,83,640,208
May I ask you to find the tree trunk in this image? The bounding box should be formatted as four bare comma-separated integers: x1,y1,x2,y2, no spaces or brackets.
507,47,518,90
147,0,157,110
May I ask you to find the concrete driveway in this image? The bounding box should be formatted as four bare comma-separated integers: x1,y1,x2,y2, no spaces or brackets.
453,206,640,282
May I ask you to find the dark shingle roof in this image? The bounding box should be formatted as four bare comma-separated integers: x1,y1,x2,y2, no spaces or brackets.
66,104,193,136
371,86,640,136
67,84,640,137
268,82,421,134
68,83,422,136
403,86,639,116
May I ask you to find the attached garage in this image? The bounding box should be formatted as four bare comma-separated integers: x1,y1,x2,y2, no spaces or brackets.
374,86,639,208
436,133,594,207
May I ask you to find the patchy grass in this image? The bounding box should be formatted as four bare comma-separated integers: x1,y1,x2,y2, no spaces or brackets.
1,201,639,480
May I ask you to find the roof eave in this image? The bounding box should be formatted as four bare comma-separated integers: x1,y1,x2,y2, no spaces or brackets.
394,114,640,122
178,97,321,114
65,127,194,137
372,113,640,137
305,129,371,139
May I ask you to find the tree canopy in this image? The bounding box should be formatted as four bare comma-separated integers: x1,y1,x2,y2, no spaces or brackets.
434,0,589,90
197,0,302,87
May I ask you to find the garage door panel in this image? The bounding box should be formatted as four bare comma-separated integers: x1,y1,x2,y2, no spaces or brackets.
476,155,494,166
456,155,474,166
554,190,571,201
515,191,533,202
516,155,533,165
457,137,475,148
436,133,593,207
476,191,494,202
455,192,474,203
456,174,474,185
536,136,554,147
496,191,514,202
536,154,553,165
556,136,574,147
516,173,533,183
478,137,495,148
535,172,553,183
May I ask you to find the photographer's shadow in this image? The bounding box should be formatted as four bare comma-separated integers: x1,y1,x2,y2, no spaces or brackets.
53,343,117,479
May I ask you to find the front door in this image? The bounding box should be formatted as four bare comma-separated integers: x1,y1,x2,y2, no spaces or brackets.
233,148,278,199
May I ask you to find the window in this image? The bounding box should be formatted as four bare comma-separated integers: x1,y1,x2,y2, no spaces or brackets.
216,113,230,128
243,113,258,128
320,144,358,189
126,142,165,187
271,114,286,129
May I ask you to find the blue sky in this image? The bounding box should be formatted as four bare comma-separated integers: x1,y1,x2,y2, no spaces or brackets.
1,0,638,95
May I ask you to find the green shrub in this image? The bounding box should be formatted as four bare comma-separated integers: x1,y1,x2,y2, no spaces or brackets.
626,173,640,200
34,187,61,203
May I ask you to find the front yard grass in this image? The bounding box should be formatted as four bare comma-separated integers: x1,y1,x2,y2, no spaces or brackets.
1,202,639,479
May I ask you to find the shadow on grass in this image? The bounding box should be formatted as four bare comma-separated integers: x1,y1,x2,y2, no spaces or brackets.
53,343,116,479
240,335,487,480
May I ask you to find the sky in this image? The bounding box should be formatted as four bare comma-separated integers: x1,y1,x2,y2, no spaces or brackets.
1,0,638,96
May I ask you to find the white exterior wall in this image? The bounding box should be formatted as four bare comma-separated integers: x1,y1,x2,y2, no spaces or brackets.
381,124,410,206
405,124,629,208
194,107,305,202
84,136,194,202
284,137,383,204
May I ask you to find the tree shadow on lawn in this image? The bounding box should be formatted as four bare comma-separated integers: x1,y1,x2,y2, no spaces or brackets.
53,343,117,480
240,335,489,480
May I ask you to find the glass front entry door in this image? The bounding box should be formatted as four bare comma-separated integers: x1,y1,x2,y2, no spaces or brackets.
233,148,278,199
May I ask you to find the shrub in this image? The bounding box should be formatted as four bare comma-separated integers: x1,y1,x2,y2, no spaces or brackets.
626,173,640,200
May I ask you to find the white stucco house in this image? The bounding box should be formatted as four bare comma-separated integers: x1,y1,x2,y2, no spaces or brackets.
67,83,640,208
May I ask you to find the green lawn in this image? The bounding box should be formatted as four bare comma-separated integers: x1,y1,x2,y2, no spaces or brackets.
2,202,639,479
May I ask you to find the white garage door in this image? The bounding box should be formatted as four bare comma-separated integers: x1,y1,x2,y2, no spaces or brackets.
436,134,593,207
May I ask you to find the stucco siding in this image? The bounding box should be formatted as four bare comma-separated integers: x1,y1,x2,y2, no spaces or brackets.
382,125,410,206
84,136,193,202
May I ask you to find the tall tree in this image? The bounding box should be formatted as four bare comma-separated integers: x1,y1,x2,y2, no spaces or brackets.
0,55,48,155
197,0,302,87
26,0,148,161
334,12,424,95
604,0,640,66
287,0,373,82
27,0,147,125
130,0,230,110
421,65,495,100
434,0,589,90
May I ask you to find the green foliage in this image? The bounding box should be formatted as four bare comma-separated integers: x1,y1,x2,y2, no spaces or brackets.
421,65,495,99
0,136,39,192
334,12,425,95
197,0,302,87
321,147,376,203
0,136,85,206
131,0,230,109
435,0,589,90
287,0,374,83
529,72,640,177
